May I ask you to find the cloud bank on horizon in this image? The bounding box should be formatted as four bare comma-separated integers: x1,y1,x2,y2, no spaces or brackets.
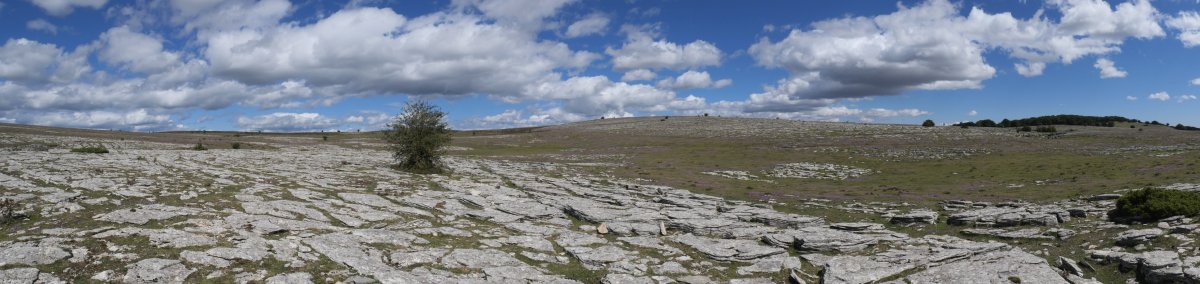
0,0,1199,131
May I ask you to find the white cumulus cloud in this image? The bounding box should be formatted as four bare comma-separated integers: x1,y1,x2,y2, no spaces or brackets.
31,0,106,16
564,13,609,38
26,19,58,34
1149,92,1170,101
606,24,722,71
747,0,1164,99
236,112,342,132
620,69,656,82
1093,58,1127,78
655,71,731,90
1167,11,1200,47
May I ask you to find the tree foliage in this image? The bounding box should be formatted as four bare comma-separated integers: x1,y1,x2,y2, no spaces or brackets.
385,100,451,173
921,119,935,127
1110,188,1200,222
955,115,1139,128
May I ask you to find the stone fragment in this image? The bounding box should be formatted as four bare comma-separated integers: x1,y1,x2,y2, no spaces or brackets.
1059,256,1083,276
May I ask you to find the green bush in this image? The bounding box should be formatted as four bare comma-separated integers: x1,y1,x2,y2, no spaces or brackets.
192,143,207,151
1110,188,1200,222
1018,126,1032,132
921,119,935,127
385,100,451,173
231,142,241,149
70,145,109,154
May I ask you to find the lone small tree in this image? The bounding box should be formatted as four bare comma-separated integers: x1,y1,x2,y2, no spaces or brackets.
385,100,451,173
921,119,936,127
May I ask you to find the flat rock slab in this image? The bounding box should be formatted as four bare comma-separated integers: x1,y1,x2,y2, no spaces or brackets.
0,244,70,266
95,205,200,225
439,249,524,269
947,206,1069,227
123,258,194,284
893,249,1069,284
0,267,63,284
673,234,785,261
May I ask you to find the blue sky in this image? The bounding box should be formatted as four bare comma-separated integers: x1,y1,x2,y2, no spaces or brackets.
1,0,1199,131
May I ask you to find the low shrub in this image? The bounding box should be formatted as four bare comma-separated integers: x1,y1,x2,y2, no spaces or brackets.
1110,188,1200,222
71,145,109,154
231,142,241,149
1035,126,1057,133
0,198,25,224
192,143,207,151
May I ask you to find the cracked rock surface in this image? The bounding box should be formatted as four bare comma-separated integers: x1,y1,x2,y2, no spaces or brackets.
0,130,1190,283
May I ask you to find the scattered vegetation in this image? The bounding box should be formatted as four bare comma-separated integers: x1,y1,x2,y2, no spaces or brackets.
1110,188,1200,222
70,145,109,154
0,198,24,224
192,143,207,151
385,100,452,174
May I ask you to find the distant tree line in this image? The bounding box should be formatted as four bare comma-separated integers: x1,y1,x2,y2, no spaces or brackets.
955,115,1140,128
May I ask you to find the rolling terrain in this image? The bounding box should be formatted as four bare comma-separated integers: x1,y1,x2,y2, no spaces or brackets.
0,118,1198,283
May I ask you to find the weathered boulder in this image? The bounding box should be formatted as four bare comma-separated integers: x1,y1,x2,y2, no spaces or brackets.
1115,228,1163,246
1089,250,1199,284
